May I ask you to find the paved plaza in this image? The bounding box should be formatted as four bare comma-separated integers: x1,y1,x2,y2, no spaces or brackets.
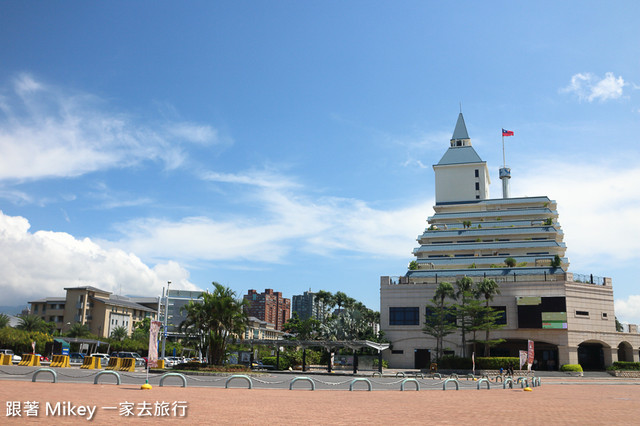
2,366,640,424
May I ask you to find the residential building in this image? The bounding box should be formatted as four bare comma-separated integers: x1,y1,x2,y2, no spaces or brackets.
380,113,640,370
29,286,157,338
292,290,318,321
244,289,290,331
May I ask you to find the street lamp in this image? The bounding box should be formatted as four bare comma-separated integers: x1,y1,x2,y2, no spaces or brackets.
161,281,171,359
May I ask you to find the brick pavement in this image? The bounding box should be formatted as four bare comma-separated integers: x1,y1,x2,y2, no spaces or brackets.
2,380,639,424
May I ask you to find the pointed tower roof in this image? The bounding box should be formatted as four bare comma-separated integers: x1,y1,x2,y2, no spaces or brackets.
451,113,469,140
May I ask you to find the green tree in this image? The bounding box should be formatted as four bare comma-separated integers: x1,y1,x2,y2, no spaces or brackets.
110,326,128,341
16,314,47,332
283,312,320,340
66,322,92,338
474,278,502,356
0,313,11,328
180,282,248,365
551,254,562,268
455,276,474,357
423,282,456,360
315,290,335,323
408,260,418,270
132,318,151,341
504,257,516,267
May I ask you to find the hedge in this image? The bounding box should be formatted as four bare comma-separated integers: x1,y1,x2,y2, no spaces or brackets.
436,355,472,370
475,357,520,370
608,361,640,371
560,364,583,372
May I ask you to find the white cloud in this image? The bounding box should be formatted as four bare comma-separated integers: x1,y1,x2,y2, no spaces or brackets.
614,296,640,324
111,171,431,264
514,160,640,268
0,73,221,181
561,72,626,102
0,210,198,306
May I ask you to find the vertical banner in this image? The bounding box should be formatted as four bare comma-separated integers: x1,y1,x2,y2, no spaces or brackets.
148,320,162,368
472,352,475,375
527,340,535,371
519,350,527,370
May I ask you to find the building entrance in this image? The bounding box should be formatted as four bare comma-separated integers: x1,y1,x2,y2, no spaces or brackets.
578,343,605,370
414,349,430,369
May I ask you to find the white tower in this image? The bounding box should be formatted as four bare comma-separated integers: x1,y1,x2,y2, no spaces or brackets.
499,167,511,198
433,113,490,204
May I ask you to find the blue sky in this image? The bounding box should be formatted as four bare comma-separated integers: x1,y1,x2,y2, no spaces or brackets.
1,2,640,321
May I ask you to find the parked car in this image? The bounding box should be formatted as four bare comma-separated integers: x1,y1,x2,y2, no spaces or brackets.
90,353,110,364
251,360,275,370
159,357,176,368
0,349,21,363
34,354,49,362
69,353,85,363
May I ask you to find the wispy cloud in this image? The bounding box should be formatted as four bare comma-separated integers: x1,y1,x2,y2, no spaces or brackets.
111,169,431,264
0,210,198,305
0,73,221,182
561,72,626,102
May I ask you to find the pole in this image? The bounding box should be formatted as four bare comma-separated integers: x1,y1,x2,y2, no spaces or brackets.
161,281,171,359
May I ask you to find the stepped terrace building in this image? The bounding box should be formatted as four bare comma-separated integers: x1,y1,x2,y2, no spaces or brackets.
380,113,640,370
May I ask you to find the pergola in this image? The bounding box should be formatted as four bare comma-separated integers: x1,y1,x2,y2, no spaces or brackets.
242,339,389,373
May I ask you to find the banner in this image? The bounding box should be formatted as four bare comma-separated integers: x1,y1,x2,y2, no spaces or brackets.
148,320,162,368
519,350,527,370
527,340,535,371
472,352,475,374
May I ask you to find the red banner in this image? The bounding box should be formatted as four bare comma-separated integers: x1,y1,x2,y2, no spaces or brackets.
527,340,535,370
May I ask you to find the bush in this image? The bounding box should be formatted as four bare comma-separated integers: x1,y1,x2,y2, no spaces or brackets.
504,257,516,267
608,362,640,371
436,355,472,370
560,364,583,372
475,357,519,370
262,356,289,370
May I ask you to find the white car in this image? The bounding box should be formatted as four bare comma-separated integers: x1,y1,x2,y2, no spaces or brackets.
0,349,21,363
90,353,110,363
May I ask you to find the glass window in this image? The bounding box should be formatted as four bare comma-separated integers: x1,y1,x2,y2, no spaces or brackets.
389,307,420,325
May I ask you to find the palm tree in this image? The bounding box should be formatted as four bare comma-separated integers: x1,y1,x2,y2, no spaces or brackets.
455,276,474,357
180,282,248,365
16,314,46,332
475,278,501,356
110,326,128,341
315,290,335,323
0,313,10,328
334,291,350,315
66,323,92,338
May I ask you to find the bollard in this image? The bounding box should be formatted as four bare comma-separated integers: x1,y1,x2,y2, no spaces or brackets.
32,368,57,383
290,377,315,391
349,378,372,391
442,379,459,390
225,375,253,389
476,378,490,390
400,378,420,391
94,370,121,385
159,373,187,388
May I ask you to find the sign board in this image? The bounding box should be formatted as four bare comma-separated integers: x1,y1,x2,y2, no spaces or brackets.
148,320,162,368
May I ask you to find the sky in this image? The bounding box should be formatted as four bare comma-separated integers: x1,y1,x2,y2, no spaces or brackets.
1,1,639,322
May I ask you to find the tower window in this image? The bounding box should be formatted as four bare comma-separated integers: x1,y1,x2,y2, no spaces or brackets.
475,182,480,190
475,169,479,178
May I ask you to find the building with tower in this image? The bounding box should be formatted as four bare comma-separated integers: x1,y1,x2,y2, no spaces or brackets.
380,113,640,370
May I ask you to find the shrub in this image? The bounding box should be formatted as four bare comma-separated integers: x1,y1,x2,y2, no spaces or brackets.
475,357,519,370
560,364,583,372
608,362,640,371
436,355,472,370
504,257,517,267
262,356,289,370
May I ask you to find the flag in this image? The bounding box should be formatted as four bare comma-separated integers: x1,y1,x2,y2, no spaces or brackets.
148,320,162,368
502,128,514,137
472,352,475,374
527,340,535,371
519,350,527,370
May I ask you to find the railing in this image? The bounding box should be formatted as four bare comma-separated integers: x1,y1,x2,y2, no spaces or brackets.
571,273,606,285
383,272,609,286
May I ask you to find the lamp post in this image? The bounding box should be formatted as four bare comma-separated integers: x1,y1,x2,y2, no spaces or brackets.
161,281,171,359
